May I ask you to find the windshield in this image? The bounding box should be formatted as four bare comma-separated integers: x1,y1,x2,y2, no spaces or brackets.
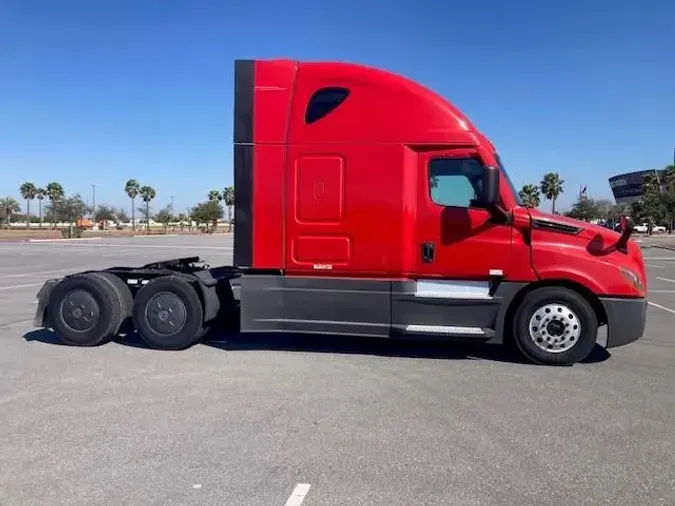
494,153,522,206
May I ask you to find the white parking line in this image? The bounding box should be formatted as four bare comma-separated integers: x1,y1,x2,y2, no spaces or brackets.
0,243,232,251
284,483,311,506
656,277,675,284
643,257,675,261
28,237,102,242
133,234,179,238
0,282,43,291
648,301,675,315
5,268,77,278
649,289,675,293
645,263,664,268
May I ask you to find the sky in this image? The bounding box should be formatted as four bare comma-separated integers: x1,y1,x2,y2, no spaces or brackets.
1,0,674,215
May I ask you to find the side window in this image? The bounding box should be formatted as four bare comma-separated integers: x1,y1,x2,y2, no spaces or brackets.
429,157,484,208
305,87,350,124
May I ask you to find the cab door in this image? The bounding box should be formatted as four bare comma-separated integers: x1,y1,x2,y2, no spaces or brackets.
415,148,512,282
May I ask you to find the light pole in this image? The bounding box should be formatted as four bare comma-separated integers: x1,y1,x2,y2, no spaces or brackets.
91,184,96,230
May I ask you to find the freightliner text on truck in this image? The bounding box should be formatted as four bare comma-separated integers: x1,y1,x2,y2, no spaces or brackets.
32,59,648,366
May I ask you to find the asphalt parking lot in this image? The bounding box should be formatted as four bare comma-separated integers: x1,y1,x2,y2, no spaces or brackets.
1,235,675,505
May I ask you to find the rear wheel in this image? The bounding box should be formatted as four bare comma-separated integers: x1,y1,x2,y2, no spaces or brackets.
132,275,204,350
48,273,123,346
89,272,133,334
512,286,598,365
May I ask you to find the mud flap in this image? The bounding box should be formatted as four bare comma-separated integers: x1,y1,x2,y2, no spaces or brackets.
33,279,62,328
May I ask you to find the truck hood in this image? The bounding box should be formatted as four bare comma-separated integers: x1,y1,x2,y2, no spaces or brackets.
527,209,621,243
524,208,646,297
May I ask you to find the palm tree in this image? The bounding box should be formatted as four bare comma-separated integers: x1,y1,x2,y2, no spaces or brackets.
208,189,222,202
207,190,223,231
222,186,234,231
139,186,156,233
0,197,21,228
19,182,38,229
36,187,46,228
124,179,141,231
46,182,65,229
540,172,564,214
518,184,541,209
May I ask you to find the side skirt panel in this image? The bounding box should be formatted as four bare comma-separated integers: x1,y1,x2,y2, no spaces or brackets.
240,274,391,337
239,274,528,343
392,279,527,343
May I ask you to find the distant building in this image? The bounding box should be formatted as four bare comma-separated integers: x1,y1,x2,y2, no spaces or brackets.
608,168,666,205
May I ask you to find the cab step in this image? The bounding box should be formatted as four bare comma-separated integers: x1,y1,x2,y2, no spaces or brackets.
395,324,495,339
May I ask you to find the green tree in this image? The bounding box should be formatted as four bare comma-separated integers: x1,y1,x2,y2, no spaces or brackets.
222,186,235,231
95,204,117,229
177,212,188,231
540,172,565,214
657,166,675,232
154,207,173,233
36,187,46,228
207,190,223,230
565,195,600,221
46,182,64,229
191,200,223,232
0,197,21,227
59,194,87,237
60,194,87,223
594,199,627,229
518,184,540,208
19,182,38,229
139,186,156,232
125,179,141,231
117,208,130,224
660,165,675,192
642,172,660,194
631,195,666,234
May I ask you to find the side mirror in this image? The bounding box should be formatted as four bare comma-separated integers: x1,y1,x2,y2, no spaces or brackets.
616,215,633,253
478,166,511,224
481,166,500,206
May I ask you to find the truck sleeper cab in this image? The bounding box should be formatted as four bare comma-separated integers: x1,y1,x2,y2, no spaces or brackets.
32,59,648,366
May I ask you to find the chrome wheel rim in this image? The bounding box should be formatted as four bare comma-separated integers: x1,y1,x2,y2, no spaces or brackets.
528,303,581,353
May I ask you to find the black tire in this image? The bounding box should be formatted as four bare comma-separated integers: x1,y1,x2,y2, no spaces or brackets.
89,272,133,334
132,275,204,350
512,286,598,366
48,273,123,346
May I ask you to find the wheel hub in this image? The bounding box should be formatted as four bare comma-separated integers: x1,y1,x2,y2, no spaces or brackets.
145,291,188,336
528,303,581,354
61,289,100,332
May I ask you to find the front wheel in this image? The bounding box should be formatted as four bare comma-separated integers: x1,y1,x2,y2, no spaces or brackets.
512,286,598,366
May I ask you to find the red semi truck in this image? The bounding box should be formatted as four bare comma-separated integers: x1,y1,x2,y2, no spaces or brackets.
33,59,648,366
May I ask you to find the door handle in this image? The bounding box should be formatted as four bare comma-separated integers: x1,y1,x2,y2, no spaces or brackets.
421,242,435,263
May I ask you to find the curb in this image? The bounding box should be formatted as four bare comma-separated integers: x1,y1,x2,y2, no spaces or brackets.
26,237,104,243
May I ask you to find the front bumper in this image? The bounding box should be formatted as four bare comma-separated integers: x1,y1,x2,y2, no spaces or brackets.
600,296,648,348
33,279,62,328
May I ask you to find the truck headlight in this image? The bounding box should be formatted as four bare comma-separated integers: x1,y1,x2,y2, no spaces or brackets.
620,268,643,292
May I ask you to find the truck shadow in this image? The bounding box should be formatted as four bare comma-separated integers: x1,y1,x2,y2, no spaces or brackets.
22,328,611,365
